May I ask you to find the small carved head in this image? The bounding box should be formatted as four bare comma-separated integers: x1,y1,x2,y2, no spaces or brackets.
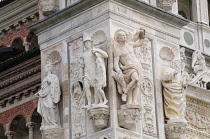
44,64,53,73
171,58,182,69
73,81,83,99
139,28,145,39
83,36,93,49
114,29,127,43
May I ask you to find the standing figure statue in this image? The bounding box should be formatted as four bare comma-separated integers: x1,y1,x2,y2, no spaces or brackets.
162,58,187,122
192,50,206,74
112,29,145,105
81,37,108,107
95,56,108,105
35,64,61,130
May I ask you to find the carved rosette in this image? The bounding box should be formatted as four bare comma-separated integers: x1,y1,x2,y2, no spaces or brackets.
42,128,64,139
165,121,187,139
88,106,109,130
118,104,142,131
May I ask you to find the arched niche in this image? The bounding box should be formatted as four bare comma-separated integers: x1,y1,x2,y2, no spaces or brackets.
31,109,42,139
0,124,6,139
11,38,24,51
10,115,28,139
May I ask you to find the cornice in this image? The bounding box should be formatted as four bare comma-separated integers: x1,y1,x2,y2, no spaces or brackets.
28,0,107,34
113,0,189,27
0,0,38,30
28,0,189,34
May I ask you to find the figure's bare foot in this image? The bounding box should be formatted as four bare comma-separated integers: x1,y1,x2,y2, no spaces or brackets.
103,99,108,105
122,94,127,102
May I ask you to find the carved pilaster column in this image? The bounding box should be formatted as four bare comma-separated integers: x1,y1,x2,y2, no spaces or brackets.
5,131,15,139
26,122,37,139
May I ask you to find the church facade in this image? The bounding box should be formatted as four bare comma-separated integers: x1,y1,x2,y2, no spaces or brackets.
1,0,210,139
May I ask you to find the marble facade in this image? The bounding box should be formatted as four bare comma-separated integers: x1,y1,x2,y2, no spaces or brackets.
27,0,210,138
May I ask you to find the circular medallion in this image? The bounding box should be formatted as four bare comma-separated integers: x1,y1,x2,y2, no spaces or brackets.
184,32,193,46
204,39,210,48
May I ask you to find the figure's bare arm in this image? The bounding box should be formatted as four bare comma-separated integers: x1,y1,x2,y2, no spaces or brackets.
92,48,108,58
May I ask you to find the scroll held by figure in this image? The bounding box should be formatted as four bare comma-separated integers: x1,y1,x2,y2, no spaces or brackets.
112,28,145,105
35,64,61,131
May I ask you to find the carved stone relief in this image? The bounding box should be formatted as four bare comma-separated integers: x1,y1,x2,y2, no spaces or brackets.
139,38,158,136
162,53,188,138
187,51,210,90
185,93,210,139
158,0,176,11
35,64,62,131
38,0,58,16
69,30,110,134
159,46,175,61
81,31,109,129
69,37,86,138
112,28,145,131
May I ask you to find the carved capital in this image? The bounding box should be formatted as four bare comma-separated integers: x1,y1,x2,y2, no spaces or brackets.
88,105,109,130
5,131,15,138
26,122,37,131
118,104,142,131
165,120,187,139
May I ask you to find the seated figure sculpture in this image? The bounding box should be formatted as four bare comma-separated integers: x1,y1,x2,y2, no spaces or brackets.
162,58,187,122
112,29,145,105
35,64,61,130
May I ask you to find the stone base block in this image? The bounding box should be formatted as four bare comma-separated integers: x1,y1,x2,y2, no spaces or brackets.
165,120,187,139
88,105,109,130
118,104,142,131
42,128,64,139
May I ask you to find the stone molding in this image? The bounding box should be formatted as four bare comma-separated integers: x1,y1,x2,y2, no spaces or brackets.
28,0,188,34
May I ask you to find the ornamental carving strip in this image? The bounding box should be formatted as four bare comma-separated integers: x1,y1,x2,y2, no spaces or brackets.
139,38,158,136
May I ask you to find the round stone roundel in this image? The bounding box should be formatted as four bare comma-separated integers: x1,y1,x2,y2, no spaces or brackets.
184,32,193,46
204,39,210,48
